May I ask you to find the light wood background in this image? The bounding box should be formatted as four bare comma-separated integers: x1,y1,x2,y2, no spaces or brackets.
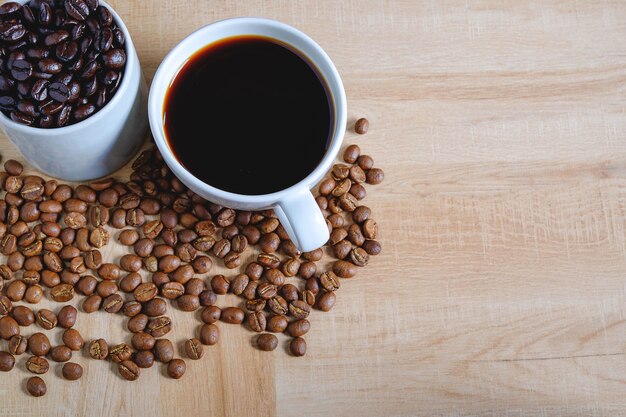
2,0,626,416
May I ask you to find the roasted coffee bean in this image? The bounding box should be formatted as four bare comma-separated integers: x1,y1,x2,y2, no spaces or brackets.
0,315,19,340
362,239,382,256
36,309,56,330
62,328,83,351
6,279,25,301
267,315,288,333
343,144,361,163
62,362,83,380
133,350,154,369
98,263,121,280
260,232,280,253
280,284,299,302
350,247,369,266
0,295,11,316
246,299,266,313
103,48,125,68
333,260,357,278
122,300,142,318
12,305,34,326
287,319,310,337
27,376,46,397
110,343,132,363
167,358,185,379
153,339,174,363
220,307,244,324
290,337,307,356
320,271,340,291
118,359,139,381
88,339,108,360
185,338,203,360
257,333,278,351
28,332,50,356
82,294,101,313
143,298,167,317
201,306,221,324
317,291,336,312
0,350,15,372
127,313,147,333
146,316,171,338
176,294,199,312
357,155,374,170
257,282,278,300
24,285,43,304
57,305,77,328
242,281,258,300
131,332,155,351
268,296,288,315
50,345,72,362
50,283,74,302
8,334,27,355
258,252,280,269
247,311,266,333
289,300,311,319
103,293,123,313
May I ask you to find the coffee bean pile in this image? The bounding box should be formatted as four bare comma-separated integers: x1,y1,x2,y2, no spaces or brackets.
0,118,383,395
0,0,127,128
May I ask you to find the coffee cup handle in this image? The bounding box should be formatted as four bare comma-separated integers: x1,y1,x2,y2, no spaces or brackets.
275,188,329,252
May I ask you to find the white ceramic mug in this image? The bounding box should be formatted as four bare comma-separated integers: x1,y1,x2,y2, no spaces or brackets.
149,18,347,252
0,0,148,182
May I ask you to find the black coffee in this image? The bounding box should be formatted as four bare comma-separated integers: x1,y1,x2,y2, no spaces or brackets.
164,35,333,195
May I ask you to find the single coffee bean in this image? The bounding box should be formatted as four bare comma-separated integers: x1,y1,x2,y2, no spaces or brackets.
50,283,74,302
185,338,203,360
287,319,311,337
143,298,167,317
247,310,267,332
289,300,311,319
109,343,132,363
220,307,244,324
134,350,154,368
317,291,336,312
62,362,83,380
88,339,108,360
176,294,199,312
118,229,139,245
146,316,172,338
199,323,219,346
36,309,57,330
357,155,374,170
267,315,288,333
350,247,369,266
0,351,15,371
131,332,155,351
320,271,340,292
290,337,307,356
49,345,72,362
333,260,357,278
153,339,174,363
362,239,382,256
27,332,50,357
8,335,27,355
27,376,46,397
299,261,317,279
366,167,385,184
257,282,278,300
118,360,140,381
167,358,186,379
201,306,221,324
343,144,361,163
57,305,77,329
257,333,278,351
62,328,83,351
82,294,102,313
210,274,229,295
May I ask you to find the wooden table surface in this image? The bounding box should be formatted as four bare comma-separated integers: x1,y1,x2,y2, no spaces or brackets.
3,0,626,416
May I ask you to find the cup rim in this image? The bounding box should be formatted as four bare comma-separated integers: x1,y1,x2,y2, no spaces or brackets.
148,17,347,205
0,0,137,135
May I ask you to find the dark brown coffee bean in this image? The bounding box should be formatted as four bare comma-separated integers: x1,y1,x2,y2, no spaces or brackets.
103,48,125,69
290,337,307,356
7,334,26,356
146,316,171,338
11,59,32,81
0,295,12,317
118,360,140,381
28,333,50,356
50,283,74,302
201,306,221,324
347,224,365,246
357,155,374,170
267,315,288,333
152,339,173,363
65,0,90,21
229,274,249,296
258,253,280,269
0,350,15,372
211,238,230,258
98,263,121,280
220,307,244,324
258,282,278,300
110,343,132,363
133,350,154,369
185,338,203,360
257,333,278,351
247,311,266,333
350,247,369,266
317,291,336,312
123,300,142,317
73,103,96,121
103,293,123,313
268,296,288,315
167,358,185,379
366,167,384,184
246,299,266,313
131,332,155,351
245,262,263,281
82,294,102,313
343,144,361,163
27,376,46,397
143,298,167,317
62,362,82,380
332,260,356,278
127,313,148,333
362,239,382,256
36,309,56,330
160,282,184,300
50,345,72,362
287,319,311,337
5,280,25,301
320,271,340,292
88,339,108,360
259,232,280,253
289,300,311,319
177,294,199,312
62,328,83,351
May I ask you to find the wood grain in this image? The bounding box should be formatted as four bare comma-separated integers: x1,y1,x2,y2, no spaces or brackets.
2,0,626,416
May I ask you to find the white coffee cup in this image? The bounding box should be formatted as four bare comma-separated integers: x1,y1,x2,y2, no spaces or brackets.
0,0,148,182
149,17,347,252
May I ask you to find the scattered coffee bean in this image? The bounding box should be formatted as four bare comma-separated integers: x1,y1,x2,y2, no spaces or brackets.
62,362,83,380
184,338,203,360
0,351,15,371
257,334,278,351
27,376,46,397
118,360,140,381
290,337,307,356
